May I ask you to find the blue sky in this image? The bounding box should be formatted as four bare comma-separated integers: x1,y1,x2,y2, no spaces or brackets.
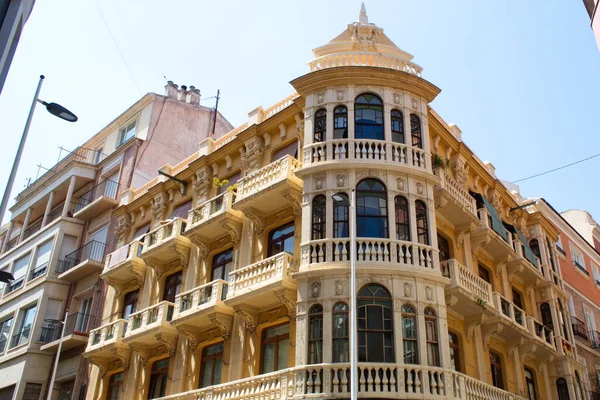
0,0,599,222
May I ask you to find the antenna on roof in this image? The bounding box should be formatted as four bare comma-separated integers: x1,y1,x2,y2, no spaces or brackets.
359,2,368,24
211,89,221,138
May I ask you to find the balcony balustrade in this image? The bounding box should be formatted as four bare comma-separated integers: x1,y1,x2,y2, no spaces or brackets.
85,319,129,363
441,259,496,317
71,179,119,221
56,240,106,282
308,50,423,76
571,317,589,341
156,363,527,400
433,169,478,227
101,241,146,293
491,293,533,343
527,317,556,353
22,218,42,241
140,218,191,276
233,155,302,216
303,238,437,272
589,330,600,349
225,252,297,306
304,139,430,172
123,301,176,346
184,191,243,244
171,279,232,328
40,312,95,352
506,235,543,285
470,208,515,261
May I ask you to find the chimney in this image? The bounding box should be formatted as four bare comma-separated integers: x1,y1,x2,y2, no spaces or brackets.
165,81,179,99
484,161,496,178
448,123,462,142
178,85,188,101
188,85,200,106
247,106,264,126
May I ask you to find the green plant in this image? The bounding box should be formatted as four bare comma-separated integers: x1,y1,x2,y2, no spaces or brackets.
212,177,229,188
432,153,450,170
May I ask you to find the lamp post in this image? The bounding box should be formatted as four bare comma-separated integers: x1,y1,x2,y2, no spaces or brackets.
46,309,68,400
333,190,357,399
0,75,78,223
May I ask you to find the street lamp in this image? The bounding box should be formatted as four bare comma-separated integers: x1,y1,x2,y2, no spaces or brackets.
0,75,78,224
332,190,358,400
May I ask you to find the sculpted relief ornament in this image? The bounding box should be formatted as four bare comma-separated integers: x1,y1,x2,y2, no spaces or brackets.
192,166,212,200
240,136,264,173
150,192,168,221
114,214,131,245
451,156,468,185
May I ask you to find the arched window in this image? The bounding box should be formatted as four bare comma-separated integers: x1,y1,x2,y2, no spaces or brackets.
438,233,451,262
334,106,348,139
312,195,326,240
410,114,422,148
402,304,418,364
448,331,461,372
524,368,537,400
529,239,541,259
314,109,326,142
148,358,169,398
357,179,388,238
490,351,505,389
556,378,570,400
575,372,584,400
211,249,233,282
200,343,224,388
415,200,429,245
308,304,323,364
391,109,404,143
358,284,394,363
333,193,349,238
395,196,410,241
540,302,554,331
425,308,440,366
355,94,384,140
332,302,349,362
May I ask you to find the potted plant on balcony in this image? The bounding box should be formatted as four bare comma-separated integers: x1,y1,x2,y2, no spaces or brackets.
432,154,450,180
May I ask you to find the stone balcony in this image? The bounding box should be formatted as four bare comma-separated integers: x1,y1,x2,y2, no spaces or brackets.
232,155,303,217
506,238,543,286
71,178,119,221
155,363,527,400
84,319,130,367
302,139,430,176
184,191,243,246
123,301,177,348
140,218,191,277
433,169,479,228
225,252,298,309
470,208,514,261
441,259,496,318
171,279,233,330
100,240,146,293
302,238,439,274
56,240,107,282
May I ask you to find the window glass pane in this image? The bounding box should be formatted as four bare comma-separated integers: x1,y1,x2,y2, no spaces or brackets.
200,359,214,387
277,339,289,370
169,201,192,220
262,343,275,373
268,222,295,257
212,249,233,281
12,254,30,281
355,94,384,140
334,106,348,139
272,141,298,161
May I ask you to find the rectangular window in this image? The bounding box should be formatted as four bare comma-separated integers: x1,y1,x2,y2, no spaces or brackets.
271,141,298,162
22,382,42,400
0,385,16,399
11,304,37,348
268,222,295,257
30,240,53,280
524,368,537,400
147,358,169,399
122,290,139,320
556,236,565,254
593,264,600,285
572,249,588,274
490,351,504,389
168,200,192,220
7,253,30,293
118,121,137,146
108,372,124,400
200,343,224,388
478,264,491,285
261,324,289,374
162,271,182,303
0,317,14,353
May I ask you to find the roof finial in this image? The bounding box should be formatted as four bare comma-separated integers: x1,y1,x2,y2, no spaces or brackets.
359,2,368,24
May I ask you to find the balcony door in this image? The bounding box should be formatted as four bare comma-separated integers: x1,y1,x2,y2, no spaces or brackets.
163,271,182,303
75,298,92,333
122,290,139,320
88,226,108,262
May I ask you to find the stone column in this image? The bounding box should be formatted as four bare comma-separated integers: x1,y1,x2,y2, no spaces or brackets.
18,208,32,242
326,103,334,142
473,328,488,381
170,336,190,393
408,197,418,244
41,191,54,227
1,221,13,253
347,103,355,140
404,108,412,147
227,315,246,381
427,198,439,271
62,176,77,216
304,107,314,145
322,302,332,364
383,104,392,142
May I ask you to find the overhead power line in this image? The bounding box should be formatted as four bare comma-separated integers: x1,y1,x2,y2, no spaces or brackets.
94,0,142,96
512,152,600,183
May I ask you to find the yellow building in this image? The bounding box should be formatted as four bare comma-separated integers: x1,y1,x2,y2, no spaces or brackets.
84,5,588,400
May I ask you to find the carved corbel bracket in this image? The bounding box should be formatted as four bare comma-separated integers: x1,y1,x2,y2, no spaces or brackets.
519,341,538,363
471,238,490,257
128,344,151,367
176,325,202,353
87,357,110,378
155,332,178,356
233,305,259,334
145,257,164,282
171,246,189,269
190,237,210,260
465,314,487,343
274,288,297,320
445,295,459,308
245,208,265,235
507,264,524,282
105,279,123,299
495,256,513,277
220,219,242,247
481,321,504,349
456,223,475,247
112,347,132,371
208,312,233,343
127,266,145,287
282,189,302,218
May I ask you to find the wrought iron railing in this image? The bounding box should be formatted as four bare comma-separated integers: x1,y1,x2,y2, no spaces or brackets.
22,218,43,240
29,262,49,280
56,240,107,274
5,277,24,293
71,179,119,213
46,204,64,223
571,317,589,340
590,330,600,349
39,312,94,344
10,327,31,348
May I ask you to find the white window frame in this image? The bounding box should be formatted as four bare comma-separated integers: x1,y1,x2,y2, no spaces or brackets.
117,121,137,147
556,236,565,253
571,248,587,273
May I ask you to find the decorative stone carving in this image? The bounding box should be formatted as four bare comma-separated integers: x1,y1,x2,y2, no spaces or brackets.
274,289,297,320
114,214,131,245
452,156,469,185
324,300,332,312
234,305,258,334
446,295,459,307
208,313,231,343
297,303,307,315
112,348,132,371
397,178,405,191
403,282,412,298
465,315,486,343
491,191,502,214
425,286,433,301
357,275,392,290
335,89,345,101
336,174,346,187
335,280,344,296
482,323,503,349
416,182,424,195
155,332,178,356
411,98,418,110
350,22,381,51
393,92,402,105
315,176,325,190
310,281,321,298
176,326,202,352
356,169,385,181
150,192,168,221
240,136,264,173
220,220,242,246
192,166,212,199
316,91,326,104
245,208,265,235
282,189,302,218
435,197,448,209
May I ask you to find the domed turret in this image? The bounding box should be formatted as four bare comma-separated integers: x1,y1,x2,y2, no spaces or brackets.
309,3,423,76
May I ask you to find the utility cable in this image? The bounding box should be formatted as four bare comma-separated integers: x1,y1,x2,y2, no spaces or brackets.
512,152,600,183
94,0,142,96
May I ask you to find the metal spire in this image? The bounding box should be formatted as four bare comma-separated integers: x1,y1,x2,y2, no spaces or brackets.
359,2,368,24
